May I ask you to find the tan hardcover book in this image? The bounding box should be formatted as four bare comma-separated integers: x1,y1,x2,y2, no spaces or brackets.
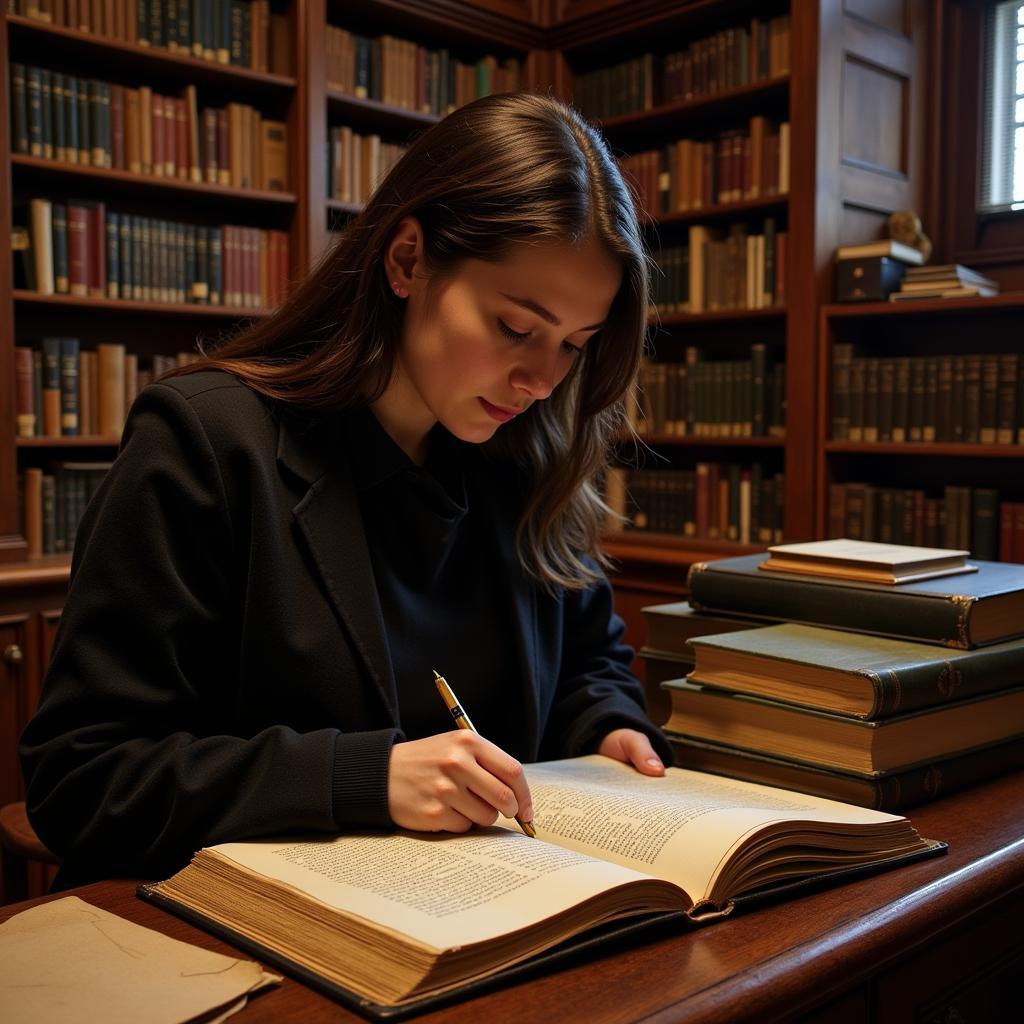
228,103,244,189
760,539,974,585
182,85,201,182
124,352,138,412
663,677,1024,776
123,88,140,173
23,467,44,559
269,11,292,76
30,198,55,294
259,120,288,191
96,342,126,437
139,756,939,1014
138,85,152,175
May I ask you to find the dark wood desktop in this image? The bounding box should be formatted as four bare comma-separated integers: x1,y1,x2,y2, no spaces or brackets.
4,769,1023,1023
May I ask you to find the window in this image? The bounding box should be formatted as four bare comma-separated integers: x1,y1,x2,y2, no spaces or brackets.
979,0,1024,211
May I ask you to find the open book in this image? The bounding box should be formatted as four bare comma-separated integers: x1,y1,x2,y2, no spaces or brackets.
139,756,942,1018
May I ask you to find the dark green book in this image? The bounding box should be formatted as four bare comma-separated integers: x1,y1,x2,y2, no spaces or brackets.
666,734,1024,812
687,554,1024,648
58,337,80,436
11,62,29,155
685,622,1024,718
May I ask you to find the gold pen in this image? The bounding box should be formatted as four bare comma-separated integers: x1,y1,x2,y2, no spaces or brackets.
433,669,537,838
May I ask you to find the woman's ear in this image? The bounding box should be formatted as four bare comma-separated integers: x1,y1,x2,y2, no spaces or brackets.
385,217,423,297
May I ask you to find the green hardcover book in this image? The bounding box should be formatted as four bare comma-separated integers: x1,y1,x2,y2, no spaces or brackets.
76,76,90,164
65,75,79,165
51,72,66,162
662,677,1024,776
685,621,1024,718
665,734,1024,812
26,65,43,157
11,62,29,154
686,553,1024,648
39,68,53,159
51,202,69,294
58,337,80,436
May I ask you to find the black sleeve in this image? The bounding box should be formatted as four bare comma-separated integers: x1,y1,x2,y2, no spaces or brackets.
538,562,673,765
18,383,397,886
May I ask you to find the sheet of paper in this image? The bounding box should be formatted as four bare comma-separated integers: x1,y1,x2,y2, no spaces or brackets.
0,896,280,1024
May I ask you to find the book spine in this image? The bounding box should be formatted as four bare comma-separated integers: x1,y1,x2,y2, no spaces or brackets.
687,563,974,649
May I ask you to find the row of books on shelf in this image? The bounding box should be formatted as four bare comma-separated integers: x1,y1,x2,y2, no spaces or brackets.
11,66,290,192
327,127,407,205
623,118,790,217
13,339,195,439
831,348,1024,445
605,464,784,543
325,24,520,117
827,482,1024,564
18,198,290,309
18,462,111,557
9,0,291,75
651,219,787,313
640,542,1024,811
632,348,785,438
573,15,791,120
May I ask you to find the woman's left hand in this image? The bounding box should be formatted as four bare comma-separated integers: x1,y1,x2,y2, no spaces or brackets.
597,728,665,776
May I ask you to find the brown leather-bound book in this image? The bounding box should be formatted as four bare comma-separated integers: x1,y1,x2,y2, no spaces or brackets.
23,468,44,559
260,120,288,191
688,553,1024,648
138,85,152,174
79,349,95,436
182,86,201,182
97,343,126,437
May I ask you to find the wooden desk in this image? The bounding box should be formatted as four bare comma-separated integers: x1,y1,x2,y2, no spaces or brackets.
3,770,1023,1023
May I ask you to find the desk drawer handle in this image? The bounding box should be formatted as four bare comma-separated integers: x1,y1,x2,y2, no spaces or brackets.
3,644,23,666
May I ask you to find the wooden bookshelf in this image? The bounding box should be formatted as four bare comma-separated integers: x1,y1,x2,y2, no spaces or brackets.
817,293,1024,553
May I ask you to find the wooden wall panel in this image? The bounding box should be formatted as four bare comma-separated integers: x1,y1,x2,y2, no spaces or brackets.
814,0,928,259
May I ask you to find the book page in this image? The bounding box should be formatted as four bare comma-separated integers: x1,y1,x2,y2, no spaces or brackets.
509,756,912,903
211,828,682,951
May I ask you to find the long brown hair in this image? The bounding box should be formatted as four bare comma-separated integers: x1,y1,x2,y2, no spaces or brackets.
174,92,651,590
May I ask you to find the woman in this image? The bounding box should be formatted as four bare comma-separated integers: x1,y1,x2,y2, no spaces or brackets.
20,92,672,889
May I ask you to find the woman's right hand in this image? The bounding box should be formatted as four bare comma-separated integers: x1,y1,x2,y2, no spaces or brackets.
387,731,534,833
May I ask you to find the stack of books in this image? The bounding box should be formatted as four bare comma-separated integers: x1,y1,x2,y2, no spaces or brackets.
643,539,1024,811
890,264,999,301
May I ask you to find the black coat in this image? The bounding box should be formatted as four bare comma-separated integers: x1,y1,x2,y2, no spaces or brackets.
20,371,669,887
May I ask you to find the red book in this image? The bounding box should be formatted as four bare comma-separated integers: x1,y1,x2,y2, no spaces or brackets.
67,203,90,296
1014,505,1024,564
176,98,188,180
152,93,165,176
14,346,36,437
999,502,1014,562
88,201,106,298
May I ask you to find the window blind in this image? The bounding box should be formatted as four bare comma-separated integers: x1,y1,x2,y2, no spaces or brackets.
978,0,1024,211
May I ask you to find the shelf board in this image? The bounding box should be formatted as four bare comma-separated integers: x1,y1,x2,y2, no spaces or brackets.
649,194,788,228
7,15,297,92
656,306,786,325
826,441,1024,458
0,553,73,590
595,76,790,138
823,293,1024,318
17,436,120,448
628,434,785,447
327,91,440,133
602,533,765,567
13,291,274,317
11,155,297,207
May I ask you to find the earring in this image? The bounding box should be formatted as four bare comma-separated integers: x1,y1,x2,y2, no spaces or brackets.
392,281,408,298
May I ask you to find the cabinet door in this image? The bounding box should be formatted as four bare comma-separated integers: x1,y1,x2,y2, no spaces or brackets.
0,615,33,808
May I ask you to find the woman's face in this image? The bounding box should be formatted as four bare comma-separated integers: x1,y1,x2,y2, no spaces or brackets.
375,227,623,461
